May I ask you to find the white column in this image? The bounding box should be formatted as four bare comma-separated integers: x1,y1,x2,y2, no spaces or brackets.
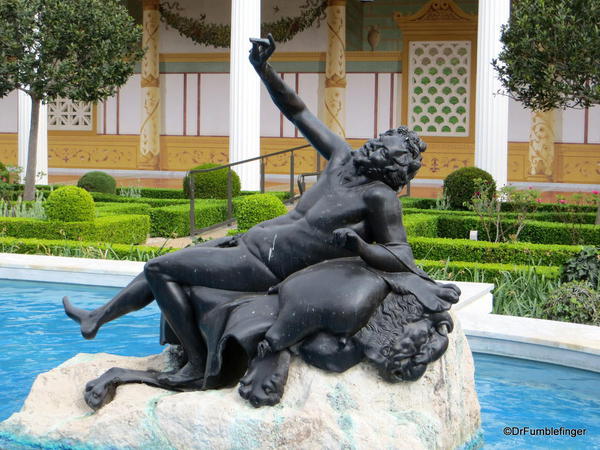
474,0,510,187
229,0,261,191
18,90,48,185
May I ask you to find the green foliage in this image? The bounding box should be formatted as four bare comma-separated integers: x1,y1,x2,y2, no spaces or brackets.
409,237,583,267
542,281,600,325
0,190,46,219
118,184,142,199
492,0,600,110
416,259,560,283
492,268,558,318
0,214,149,244
183,164,241,199
0,236,174,261
150,201,227,237
403,214,438,238
436,215,600,246
77,171,117,195
443,167,496,210
468,181,541,242
44,186,95,222
0,161,9,184
90,192,189,207
95,202,151,217
116,187,186,199
0,0,143,101
234,194,287,232
560,246,600,288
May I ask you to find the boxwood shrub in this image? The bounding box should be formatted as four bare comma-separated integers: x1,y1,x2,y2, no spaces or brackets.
409,237,584,267
234,193,287,232
183,163,241,199
91,192,189,207
116,187,186,199
95,202,152,217
0,215,149,244
77,171,117,194
436,215,600,245
150,201,227,237
403,214,438,237
403,208,597,224
44,186,95,222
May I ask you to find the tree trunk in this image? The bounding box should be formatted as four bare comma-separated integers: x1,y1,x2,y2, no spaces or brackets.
595,201,600,225
23,96,40,201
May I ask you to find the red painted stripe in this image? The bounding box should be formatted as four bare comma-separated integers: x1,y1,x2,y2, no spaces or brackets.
280,73,285,138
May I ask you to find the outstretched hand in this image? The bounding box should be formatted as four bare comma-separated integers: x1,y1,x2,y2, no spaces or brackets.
249,33,275,71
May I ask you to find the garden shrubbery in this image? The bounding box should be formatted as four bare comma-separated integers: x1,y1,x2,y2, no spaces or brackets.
44,186,95,222
443,167,496,210
542,281,599,325
77,171,117,194
234,193,287,232
183,163,241,199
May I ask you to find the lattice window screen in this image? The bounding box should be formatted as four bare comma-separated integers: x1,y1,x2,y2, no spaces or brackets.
408,41,471,137
47,98,93,131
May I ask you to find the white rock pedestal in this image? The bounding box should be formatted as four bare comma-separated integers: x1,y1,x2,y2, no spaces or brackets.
0,319,481,449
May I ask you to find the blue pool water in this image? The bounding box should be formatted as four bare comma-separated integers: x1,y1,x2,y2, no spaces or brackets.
0,279,599,449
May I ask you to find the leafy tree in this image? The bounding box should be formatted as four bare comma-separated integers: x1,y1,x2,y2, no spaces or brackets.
492,0,600,223
0,0,143,200
492,0,600,111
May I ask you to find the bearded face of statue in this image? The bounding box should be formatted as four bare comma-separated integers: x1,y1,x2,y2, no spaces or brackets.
352,128,425,191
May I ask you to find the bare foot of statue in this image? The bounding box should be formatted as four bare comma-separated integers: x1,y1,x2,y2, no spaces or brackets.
63,296,101,340
156,361,204,388
239,350,291,407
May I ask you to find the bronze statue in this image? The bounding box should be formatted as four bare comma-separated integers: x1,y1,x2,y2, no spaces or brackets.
63,35,460,410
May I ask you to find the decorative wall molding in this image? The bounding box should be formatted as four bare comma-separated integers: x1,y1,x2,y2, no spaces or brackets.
394,0,478,34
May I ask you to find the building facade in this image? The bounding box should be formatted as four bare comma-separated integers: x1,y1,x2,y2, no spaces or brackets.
0,0,598,184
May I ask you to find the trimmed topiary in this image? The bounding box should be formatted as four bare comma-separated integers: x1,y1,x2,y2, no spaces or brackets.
234,193,287,231
44,186,95,222
443,167,496,210
77,171,117,194
542,281,600,326
183,163,241,199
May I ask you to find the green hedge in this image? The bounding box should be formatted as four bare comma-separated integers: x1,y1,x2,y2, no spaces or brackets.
0,236,175,260
95,202,152,217
401,196,597,213
0,215,149,244
403,207,597,224
234,193,287,232
436,215,600,245
116,187,186,199
403,214,438,237
91,192,189,207
416,259,561,282
409,237,584,267
150,201,227,237
240,191,293,202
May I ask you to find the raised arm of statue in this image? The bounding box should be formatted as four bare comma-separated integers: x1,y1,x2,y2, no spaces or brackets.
249,34,349,161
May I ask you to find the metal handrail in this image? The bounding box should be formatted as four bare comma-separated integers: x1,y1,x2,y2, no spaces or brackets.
187,144,312,237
